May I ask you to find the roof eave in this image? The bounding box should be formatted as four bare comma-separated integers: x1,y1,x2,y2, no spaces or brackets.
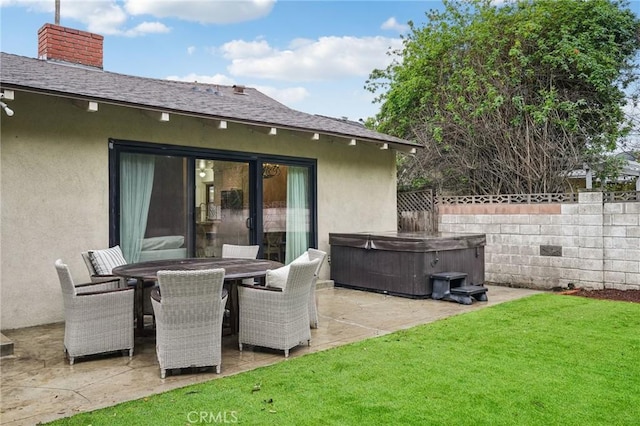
0,82,421,152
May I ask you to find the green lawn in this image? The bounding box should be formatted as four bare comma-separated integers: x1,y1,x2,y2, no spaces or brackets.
48,294,640,425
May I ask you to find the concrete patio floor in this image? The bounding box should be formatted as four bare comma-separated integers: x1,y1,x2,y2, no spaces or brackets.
1,284,540,425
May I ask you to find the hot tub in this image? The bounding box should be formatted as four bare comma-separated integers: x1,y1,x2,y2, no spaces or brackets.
329,232,485,298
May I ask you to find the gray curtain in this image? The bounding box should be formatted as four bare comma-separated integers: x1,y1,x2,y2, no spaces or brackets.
285,166,309,263
120,153,155,262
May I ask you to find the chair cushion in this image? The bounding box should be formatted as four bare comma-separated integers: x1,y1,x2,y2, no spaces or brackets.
291,251,310,264
141,235,184,251
266,265,290,290
89,246,127,275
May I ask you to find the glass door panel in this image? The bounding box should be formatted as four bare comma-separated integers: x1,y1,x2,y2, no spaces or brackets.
262,163,311,263
262,163,287,262
120,153,188,262
195,159,250,257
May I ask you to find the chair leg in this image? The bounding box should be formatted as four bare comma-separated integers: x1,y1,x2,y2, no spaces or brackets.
216,365,221,374
128,348,134,358
284,349,289,358
239,343,243,352
161,369,166,379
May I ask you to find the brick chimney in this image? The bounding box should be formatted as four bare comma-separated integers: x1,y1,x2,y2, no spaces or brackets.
38,24,103,69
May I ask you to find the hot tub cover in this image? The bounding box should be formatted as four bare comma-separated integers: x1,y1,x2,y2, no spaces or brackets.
329,232,486,253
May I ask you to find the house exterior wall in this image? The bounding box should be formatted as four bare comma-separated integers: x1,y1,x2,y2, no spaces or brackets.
438,192,640,291
0,92,398,329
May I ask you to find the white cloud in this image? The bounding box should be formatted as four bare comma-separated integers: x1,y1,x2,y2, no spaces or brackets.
288,38,314,50
381,17,408,33
223,36,402,82
254,85,309,105
220,39,274,59
0,0,50,10
73,3,129,35
166,73,236,85
1,0,274,36
187,46,196,55
121,21,170,37
165,72,309,108
124,0,275,24
0,0,170,36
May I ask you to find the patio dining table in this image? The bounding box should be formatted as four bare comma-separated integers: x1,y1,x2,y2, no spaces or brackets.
112,257,283,335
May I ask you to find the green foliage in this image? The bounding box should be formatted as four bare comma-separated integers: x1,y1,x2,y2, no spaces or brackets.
48,294,640,425
367,0,640,194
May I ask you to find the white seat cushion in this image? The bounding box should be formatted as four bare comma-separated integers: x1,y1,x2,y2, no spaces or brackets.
141,235,184,251
291,251,310,264
265,265,290,290
89,245,127,275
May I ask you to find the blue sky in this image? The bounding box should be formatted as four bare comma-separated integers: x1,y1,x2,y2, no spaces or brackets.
0,0,441,121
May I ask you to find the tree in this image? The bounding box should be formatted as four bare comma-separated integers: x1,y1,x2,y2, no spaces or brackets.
621,78,640,155
367,0,640,194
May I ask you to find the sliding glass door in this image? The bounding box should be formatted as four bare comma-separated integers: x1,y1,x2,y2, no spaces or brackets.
111,140,316,262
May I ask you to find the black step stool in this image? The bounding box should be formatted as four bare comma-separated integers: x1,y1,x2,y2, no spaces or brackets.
431,272,488,305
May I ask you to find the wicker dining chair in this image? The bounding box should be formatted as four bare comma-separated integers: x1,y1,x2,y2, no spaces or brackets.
221,244,260,259
221,244,260,284
263,232,284,262
151,268,227,378
54,259,134,365
289,248,327,328
306,249,327,329
81,250,155,317
238,258,320,357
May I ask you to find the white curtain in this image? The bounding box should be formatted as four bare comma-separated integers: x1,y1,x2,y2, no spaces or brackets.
120,153,155,262
285,166,309,263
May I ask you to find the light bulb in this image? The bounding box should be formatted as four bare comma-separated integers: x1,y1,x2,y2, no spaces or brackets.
199,170,206,178
0,102,13,116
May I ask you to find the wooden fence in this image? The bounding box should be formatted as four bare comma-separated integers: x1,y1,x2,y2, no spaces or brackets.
397,189,437,233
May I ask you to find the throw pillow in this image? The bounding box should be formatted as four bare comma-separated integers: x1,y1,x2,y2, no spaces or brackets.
266,264,290,290
89,245,127,275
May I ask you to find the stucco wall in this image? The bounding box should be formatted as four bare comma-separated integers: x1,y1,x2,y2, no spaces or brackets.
1,92,398,329
438,192,640,290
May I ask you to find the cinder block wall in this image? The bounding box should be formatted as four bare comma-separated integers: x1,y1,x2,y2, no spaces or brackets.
438,192,639,290
603,196,640,289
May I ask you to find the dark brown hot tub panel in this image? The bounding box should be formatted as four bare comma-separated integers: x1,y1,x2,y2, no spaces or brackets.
329,232,486,300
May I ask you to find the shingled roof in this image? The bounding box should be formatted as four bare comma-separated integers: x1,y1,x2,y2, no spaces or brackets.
0,52,419,151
